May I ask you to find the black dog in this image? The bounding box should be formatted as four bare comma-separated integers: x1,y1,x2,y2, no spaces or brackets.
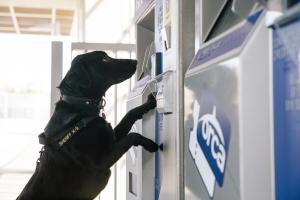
17,51,158,200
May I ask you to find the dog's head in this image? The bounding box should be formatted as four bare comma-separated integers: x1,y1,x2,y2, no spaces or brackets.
59,51,137,99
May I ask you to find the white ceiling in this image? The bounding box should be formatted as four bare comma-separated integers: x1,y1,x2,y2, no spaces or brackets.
0,0,80,35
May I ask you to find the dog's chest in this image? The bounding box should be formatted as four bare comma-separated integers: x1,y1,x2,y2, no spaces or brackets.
71,117,115,157
98,120,115,143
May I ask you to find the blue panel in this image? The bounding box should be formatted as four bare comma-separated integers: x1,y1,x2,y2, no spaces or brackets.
155,111,163,200
189,9,263,69
291,0,300,5
273,16,300,200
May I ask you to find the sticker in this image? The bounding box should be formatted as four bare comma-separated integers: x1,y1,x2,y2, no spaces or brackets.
189,88,231,198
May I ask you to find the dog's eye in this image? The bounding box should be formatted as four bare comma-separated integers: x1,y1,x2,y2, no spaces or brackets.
102,56,111,62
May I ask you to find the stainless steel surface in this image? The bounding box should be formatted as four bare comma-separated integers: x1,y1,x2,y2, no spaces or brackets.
51,41,63,116
178,0,195,199
195,0,201,50
132,0,194,199
206,0,243,42
185,11,273,200
126,95,143,200
126,86,155,200
185,59,241,200
232,0,256,18
239,18,272,200
201,0,228,42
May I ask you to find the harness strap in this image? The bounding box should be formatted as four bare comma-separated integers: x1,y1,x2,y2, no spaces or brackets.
38,116,97,149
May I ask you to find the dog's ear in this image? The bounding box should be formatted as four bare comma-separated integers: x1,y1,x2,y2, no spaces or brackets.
59,57,92,96
66,64,91,90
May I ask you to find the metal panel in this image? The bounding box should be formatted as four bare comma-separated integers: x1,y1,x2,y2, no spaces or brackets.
126,80,156,200
201,0,228,42
239,16,272,200
132,0,195,200
206,0,244,42
71,42,135,52
232,0,256,18
50,41,63,115
130,6,156,200
126,95,143,200
136,20,154,80
185,10,273,200
185,59,240,200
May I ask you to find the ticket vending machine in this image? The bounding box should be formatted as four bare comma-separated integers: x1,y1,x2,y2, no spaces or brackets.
126,2,157,200
184,2,273,200
126,0,190,199
126,76,156,200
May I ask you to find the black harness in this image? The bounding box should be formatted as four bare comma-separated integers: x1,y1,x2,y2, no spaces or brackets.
38,95,106,149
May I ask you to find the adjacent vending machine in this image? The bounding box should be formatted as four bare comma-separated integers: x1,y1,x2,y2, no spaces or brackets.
184,2,273,200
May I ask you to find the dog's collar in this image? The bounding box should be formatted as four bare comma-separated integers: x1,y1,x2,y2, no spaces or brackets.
60,95,106,118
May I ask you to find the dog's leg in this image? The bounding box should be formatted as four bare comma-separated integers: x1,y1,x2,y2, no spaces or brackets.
114,94,156,140
98,132,158,169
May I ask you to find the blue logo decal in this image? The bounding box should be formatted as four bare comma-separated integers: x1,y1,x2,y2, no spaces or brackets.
189,87,231,197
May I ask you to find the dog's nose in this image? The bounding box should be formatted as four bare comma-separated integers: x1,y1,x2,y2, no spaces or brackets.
130,60,137,68
130,59,137,72
131,60,137,66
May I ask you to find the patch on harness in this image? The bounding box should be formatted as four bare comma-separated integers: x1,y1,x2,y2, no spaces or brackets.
58,126,80,146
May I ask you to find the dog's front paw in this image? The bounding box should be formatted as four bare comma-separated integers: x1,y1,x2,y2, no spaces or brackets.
129,93,157,120
145,93,157,110
142,137,159,152
130,133,159,152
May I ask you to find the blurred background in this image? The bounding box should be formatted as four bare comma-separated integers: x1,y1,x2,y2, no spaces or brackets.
0,0,135,199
